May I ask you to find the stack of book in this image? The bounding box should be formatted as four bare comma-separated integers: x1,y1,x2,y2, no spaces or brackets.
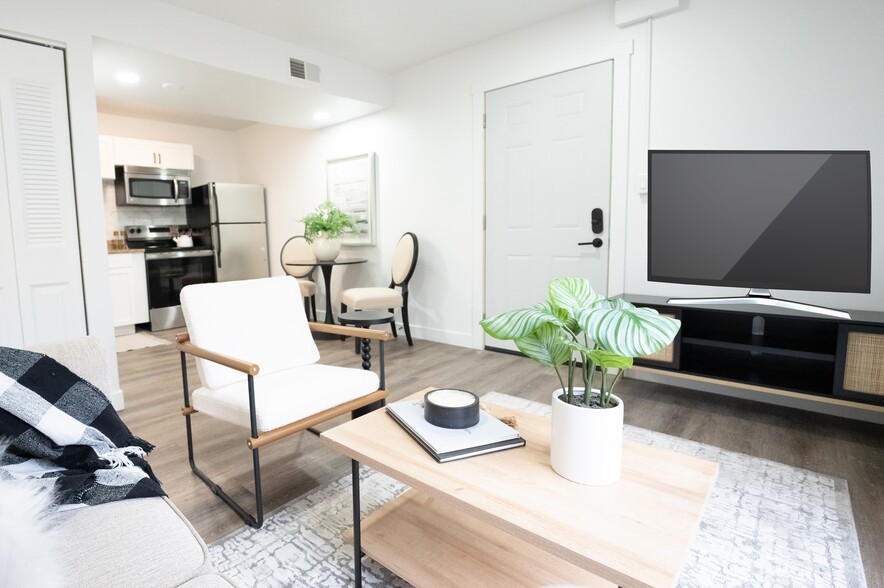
386,398,525,463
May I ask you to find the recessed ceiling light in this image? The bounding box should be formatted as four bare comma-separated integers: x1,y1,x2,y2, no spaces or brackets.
161,82,183,91
313,111,330,121
115,71,140,85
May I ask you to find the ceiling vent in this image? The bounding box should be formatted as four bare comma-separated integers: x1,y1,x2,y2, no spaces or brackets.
290,58,321,83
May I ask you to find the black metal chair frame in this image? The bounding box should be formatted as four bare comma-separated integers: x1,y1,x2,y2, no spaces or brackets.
341,232,419,346
177,322,389,529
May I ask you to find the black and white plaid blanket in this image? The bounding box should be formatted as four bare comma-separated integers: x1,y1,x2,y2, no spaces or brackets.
0,346,164,507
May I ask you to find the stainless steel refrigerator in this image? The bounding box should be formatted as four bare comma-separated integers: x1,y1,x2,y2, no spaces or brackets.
188,182,270,282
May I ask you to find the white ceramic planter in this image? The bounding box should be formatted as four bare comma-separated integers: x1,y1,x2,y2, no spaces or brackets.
550,388,623,485
312,235,341,261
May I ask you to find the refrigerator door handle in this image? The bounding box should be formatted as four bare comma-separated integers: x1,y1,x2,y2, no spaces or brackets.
213,224,221,268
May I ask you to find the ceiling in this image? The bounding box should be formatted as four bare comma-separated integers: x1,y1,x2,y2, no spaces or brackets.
94,0,598,130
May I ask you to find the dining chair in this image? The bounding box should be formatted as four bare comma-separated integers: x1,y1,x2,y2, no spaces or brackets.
176,275,391,528
340,232,418,345
280,235,318,321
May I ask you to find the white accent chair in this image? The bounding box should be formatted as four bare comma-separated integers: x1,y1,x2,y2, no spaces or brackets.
340,232,419,345
177,276,390,528
280,235,318,321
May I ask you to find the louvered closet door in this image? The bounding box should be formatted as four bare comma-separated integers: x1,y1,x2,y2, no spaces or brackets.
0,37,86,347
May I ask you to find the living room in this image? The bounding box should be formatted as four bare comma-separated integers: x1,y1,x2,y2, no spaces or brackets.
1,0,883,586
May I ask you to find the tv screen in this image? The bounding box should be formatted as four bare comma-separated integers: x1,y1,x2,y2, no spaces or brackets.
648,150,871,293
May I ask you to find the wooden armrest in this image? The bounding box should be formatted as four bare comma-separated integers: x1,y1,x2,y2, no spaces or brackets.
175,331,260,376
308,322,393,341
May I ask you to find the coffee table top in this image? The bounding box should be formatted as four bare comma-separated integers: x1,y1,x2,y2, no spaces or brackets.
321,388,719,588
338,310,395,326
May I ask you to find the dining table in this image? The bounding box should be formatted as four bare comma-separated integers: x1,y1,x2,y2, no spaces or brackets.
285,257,367,333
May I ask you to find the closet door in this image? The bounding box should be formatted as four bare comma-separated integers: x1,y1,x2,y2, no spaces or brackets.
0,36,86,347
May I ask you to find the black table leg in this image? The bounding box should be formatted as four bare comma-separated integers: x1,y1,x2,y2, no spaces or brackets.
320,263,335,325
352,459,362,588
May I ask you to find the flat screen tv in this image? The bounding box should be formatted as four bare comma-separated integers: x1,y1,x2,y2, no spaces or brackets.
648,150,872,297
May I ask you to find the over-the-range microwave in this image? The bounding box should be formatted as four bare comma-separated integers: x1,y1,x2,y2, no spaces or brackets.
114,165,192,206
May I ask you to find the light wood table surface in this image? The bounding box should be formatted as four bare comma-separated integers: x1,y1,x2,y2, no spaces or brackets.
321,388,719,588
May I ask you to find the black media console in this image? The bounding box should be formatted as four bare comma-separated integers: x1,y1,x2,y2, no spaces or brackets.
626,295,884,414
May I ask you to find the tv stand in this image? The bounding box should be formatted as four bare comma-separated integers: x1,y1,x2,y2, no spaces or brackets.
625,295,884,422
667,289,852,320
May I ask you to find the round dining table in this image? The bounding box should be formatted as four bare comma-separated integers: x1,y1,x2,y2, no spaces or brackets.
285,257,366,328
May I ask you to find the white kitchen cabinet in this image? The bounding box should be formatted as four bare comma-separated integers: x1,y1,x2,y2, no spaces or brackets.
98,135,116,179
112,136,194,170
108,252,149,333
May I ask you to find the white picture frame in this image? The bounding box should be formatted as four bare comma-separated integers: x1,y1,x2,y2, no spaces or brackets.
326,152,376,246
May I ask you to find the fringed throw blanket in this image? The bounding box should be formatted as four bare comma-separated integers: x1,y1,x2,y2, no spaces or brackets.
0,346,164,507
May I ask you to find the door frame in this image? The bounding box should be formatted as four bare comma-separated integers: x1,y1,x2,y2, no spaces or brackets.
470,40,634,349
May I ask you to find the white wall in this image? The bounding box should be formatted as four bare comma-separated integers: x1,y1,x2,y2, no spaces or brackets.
236,3,637,347
625,0,884,312
242,0,884,353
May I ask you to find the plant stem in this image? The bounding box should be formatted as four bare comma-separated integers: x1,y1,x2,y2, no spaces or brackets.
553,364,567,402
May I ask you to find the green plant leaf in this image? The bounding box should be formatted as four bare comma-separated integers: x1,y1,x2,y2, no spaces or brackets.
514,323,572,367
577,305,681,358
549,278,602,316
480,301,564,340
586,349,634,370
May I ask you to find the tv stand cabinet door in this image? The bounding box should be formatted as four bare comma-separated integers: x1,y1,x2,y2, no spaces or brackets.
834,324,884,405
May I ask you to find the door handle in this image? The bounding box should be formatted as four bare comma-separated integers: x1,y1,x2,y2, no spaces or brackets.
578,238,603,248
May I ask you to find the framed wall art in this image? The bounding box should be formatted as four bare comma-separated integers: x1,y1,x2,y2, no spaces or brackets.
326,152,376,246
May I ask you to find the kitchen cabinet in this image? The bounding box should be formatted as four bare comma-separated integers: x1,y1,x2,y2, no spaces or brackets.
112,136,194,170
98,135,115,179
108,252,149,334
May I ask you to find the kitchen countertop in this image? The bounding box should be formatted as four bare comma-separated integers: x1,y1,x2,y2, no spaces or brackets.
107,247,145,254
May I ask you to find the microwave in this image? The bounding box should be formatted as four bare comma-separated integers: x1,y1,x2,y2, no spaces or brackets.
114,165,192,206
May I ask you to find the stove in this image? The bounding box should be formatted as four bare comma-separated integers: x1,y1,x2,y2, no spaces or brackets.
124,225,213,258
125,225,216,330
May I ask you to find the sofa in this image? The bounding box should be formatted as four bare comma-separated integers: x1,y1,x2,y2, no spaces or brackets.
24,336,240,588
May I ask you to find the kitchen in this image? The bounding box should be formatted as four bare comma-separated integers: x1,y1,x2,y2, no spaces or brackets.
101,125,270,336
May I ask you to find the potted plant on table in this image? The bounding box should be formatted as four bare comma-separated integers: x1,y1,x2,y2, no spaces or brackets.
480,277,681,485
300,200,356,261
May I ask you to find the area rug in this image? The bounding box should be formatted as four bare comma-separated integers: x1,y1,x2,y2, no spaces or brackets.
114,332,171,353
208,392,866,588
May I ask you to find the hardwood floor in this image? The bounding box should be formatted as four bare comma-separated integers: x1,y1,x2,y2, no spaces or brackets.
117,331,884,587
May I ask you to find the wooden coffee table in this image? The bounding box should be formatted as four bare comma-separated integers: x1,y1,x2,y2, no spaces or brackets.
321,389,718,588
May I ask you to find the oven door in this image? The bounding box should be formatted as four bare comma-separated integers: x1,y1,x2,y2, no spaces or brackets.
144,250,215,330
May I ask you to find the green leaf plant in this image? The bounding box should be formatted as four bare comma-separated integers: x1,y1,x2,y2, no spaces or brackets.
300,200,356,241
480,278,681,409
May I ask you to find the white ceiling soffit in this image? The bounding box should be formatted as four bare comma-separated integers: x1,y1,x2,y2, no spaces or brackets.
92,37,385,131
154,0,599,74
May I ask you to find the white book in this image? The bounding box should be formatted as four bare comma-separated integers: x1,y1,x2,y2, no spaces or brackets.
386,399,525,463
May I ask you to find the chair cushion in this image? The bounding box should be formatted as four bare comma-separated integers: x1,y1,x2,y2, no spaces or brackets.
341,287,403,309
181,276,320,390
391,234,416,284
298,279,316,297
192,363,380,432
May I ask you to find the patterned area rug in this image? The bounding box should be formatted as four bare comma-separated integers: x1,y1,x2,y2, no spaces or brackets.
209,393,866,588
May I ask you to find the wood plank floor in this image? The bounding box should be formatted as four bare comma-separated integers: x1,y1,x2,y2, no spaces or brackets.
117,331,884,587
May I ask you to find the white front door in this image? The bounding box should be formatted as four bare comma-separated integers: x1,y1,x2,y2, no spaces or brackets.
0,37,86,347
485,62,614,349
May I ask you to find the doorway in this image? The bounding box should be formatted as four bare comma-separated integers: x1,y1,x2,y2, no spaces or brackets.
484,61,614,350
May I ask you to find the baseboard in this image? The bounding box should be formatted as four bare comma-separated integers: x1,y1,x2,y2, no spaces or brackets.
315,311,475,349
